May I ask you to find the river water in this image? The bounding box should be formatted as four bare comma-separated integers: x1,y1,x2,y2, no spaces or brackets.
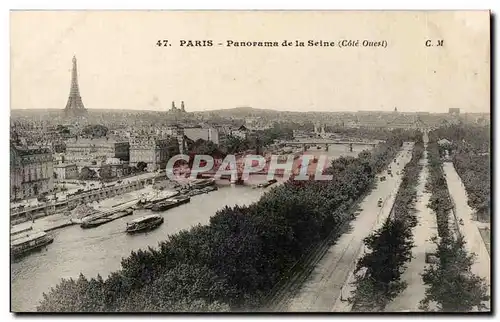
11,145,367,312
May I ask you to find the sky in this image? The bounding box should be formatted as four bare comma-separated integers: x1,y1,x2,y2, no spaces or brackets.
10,11,490,113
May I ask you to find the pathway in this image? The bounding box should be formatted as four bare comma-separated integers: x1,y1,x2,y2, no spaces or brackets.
10,213,74,234
442,162,490,310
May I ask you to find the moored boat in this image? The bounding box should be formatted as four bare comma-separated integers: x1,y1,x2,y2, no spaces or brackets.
80,208,134,228
256,179,278,188
142,190,180,208
170,195,191,204
137,190,180,206
190,179,215,189
126,214,164,233
201,186,218,193
151,196,191,212
108,208,134,220
11,231,54,259
151,200,178,212
80,217,114,229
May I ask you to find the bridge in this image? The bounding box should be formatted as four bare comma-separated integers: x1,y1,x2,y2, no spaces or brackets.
282,139,383,152
197,152,303,184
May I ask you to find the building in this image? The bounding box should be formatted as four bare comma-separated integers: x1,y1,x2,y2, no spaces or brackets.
387,114,422,129
475,116,490,126
129,137,176,171
449,108,460,116
230,125,249,140
215,126,232,147
183,126,220,145
53,163,78,181
164,125,188,153
293,130,313,139
244,117,260,127
76,159,131,179
169,101,188,114
10,144,54,201
64,137,130,162
438,138,452,146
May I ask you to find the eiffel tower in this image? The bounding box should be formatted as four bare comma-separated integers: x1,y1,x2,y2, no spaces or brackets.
64,55,88,118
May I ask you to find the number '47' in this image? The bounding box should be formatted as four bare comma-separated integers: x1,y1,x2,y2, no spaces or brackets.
156,40,169,47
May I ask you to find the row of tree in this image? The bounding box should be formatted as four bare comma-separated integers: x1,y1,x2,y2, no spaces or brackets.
419,131,489,312
425,139,454,238
37,131,418,312
324,126,396,141
78,162,148,181
185,123,295,158
453,154,490,221
350,139,424,311
80,124,109,138
432,124,490,222
223,124,295,155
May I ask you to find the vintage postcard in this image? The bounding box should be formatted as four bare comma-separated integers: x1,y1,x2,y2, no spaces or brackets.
10,10,490,313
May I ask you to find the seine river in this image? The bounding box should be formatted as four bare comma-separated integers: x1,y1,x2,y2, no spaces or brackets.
11,145,366,312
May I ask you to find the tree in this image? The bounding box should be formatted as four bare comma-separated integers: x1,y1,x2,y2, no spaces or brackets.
56,125,71,135
350,218,414,310
166,137,181,157
357,219,413,285
79,167,97,180
188,139,223,156
37,192,49,203
37,130,412,312
223,135,249,154
12,186,19,200
122,164,131,176
349,141,422,311
37,273,106,312
420,236,489,312
81,124,108,138
426,140,454,238
98,164,113,180
136,162,148,172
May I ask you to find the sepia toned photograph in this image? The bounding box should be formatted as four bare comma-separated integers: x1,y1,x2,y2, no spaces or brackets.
9,10,491,313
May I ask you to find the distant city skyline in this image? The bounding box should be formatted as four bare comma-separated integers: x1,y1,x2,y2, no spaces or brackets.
9,106,491,115
11,11,490,113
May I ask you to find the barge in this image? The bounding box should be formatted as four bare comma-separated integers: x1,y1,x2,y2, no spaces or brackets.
151,196,191,212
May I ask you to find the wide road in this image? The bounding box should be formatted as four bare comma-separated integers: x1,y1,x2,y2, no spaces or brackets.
283,143,414,312
442,162,490,310
384,145,438,312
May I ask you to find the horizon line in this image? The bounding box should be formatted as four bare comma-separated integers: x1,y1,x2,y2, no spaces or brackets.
9,107,491,114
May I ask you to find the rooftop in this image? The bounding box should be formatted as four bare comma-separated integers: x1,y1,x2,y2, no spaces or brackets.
129,214,161,224
65,137,129,145
11,144,51,156
54,163,77,168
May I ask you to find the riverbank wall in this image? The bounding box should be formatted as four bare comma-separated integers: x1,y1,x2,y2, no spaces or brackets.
10,180,148,225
